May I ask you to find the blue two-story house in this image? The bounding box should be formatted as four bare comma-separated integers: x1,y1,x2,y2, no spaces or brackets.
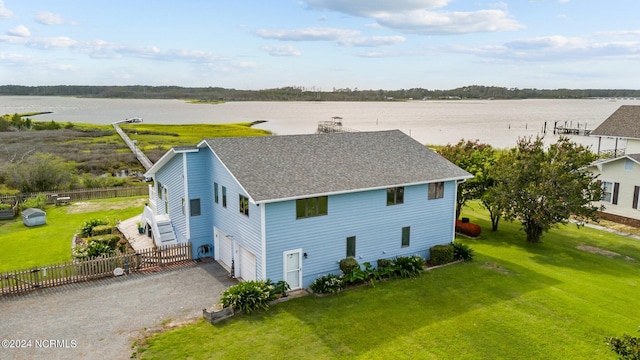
142,130,471,289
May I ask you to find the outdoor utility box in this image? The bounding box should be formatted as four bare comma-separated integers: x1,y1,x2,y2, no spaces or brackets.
22,208,46,227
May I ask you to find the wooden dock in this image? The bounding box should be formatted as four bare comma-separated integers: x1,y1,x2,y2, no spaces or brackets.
316,116,359,134
551,121,592,136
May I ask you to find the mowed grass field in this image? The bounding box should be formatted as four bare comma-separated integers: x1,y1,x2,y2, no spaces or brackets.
135,202,640,359
0,196,147,272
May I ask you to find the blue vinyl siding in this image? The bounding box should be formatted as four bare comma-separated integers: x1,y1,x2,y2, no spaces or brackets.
209,153,264,280
264,181,456,288
186,150,214,258
155,153,187,242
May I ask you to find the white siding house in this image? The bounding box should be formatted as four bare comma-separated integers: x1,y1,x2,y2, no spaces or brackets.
142,130,471,289
590,106,640,225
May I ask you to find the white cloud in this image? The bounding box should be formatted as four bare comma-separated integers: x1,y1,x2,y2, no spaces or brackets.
305,0,451,17
339,35,405,47
260,45,301,56
0,0,13,18
0,53,44,67
376,9,524,34
455,35,640,62
35,11,68,25
254,27,360,41
7,25,31,37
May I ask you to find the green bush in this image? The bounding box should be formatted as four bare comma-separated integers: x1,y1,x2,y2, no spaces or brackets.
20,194,47,211
73,240,115,260
339,257,359,275
91,225,114,236
606,330,640,360
309,274,344,294
377,258,391,269
0,203,12,210
80,218,109,237
453,242,474,262
220,280,277,314
88,234,120,249
430,244,454,266
391,255,424,278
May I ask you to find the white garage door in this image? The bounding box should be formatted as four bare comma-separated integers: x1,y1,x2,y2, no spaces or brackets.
238,245,256,281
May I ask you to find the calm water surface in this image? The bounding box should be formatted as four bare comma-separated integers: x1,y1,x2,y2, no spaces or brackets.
1,96,636,149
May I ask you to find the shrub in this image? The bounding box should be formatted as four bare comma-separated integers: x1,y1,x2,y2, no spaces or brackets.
269,280,290,297
91,225,114,236
220,280,277,314
0,203,11,210
455,219,482,237
80,218,109,237
339,257,359,275
429,244,454,266
343,266,367,285
73,240,115,259
606,330,640,360
453,242,475,262
377,258,391,269
88,234,120,249
309,274,344,294
20,193,47,211
391,255,424,278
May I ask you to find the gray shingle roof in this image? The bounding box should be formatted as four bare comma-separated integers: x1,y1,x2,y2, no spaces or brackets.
591,105,640,139
203,130,471,203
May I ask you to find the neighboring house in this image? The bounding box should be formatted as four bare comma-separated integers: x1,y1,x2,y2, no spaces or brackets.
589,105,640,226
142,130,471,289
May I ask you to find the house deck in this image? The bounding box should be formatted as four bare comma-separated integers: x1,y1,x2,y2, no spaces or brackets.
117,216,155,252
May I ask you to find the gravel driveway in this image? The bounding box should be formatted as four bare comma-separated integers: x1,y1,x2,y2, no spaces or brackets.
0,261,236,360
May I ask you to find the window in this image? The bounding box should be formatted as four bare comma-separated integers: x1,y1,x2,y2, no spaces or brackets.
346,236,356,257
296,196,328,219
181,198,185,215
190,199,201,216
157,181,163,199
601,181,619,204
401,226,410,247
634,186,640,210
222,186,227,208
214,182,219,204
428,182,444,200
239,195,249,216
625,159,634,171
386,187,404,205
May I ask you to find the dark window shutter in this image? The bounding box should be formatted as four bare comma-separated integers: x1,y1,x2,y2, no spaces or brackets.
634,186,640,209
612,182,620,205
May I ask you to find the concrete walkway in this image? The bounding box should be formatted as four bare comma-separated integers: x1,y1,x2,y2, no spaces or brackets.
0,261,237,360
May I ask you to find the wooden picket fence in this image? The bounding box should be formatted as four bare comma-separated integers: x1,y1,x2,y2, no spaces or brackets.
0,242,192,296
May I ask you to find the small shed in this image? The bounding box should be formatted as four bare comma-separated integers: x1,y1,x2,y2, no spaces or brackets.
22,208,46,227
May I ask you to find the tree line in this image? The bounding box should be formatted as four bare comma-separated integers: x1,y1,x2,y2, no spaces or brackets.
2,85,640,101
438,136,603,243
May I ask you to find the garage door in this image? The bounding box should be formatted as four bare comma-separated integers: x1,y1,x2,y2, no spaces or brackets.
214,228,232,271
238,245,256,281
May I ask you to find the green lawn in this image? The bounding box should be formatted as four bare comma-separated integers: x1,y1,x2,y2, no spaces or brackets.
136,202,640,359
0,196,147,272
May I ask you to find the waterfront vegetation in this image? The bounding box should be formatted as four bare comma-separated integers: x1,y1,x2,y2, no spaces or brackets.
0,196,146,272
0,118,270,192
133,202,640,359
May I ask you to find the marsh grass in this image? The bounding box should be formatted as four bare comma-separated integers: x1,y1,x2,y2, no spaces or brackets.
136,202,640,359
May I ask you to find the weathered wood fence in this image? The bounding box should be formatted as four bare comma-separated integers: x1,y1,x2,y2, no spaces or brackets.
0,186,148,206
1,242,192,296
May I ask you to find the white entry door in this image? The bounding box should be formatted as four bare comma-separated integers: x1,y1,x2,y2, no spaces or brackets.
214,227,232,272
283,249,302,290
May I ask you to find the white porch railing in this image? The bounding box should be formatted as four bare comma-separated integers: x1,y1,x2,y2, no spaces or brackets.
148,184,157,213
142,205,162,247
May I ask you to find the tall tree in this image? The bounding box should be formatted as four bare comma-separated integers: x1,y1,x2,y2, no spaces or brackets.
438,139,495,219
5,152,75,192
492,136,602,243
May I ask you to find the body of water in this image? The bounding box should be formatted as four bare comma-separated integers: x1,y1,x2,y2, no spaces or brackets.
1,96,636,149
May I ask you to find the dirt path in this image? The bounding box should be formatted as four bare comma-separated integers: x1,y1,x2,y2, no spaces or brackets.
0,261,236,360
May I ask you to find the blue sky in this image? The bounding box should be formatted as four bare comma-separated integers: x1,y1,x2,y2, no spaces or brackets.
1,0,639,90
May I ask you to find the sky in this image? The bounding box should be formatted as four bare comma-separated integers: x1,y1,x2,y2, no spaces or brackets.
1,0,639,90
